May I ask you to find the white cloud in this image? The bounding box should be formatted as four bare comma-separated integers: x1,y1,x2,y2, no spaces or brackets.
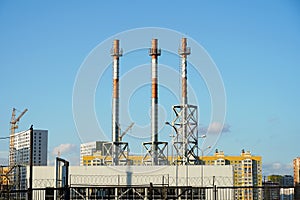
263,162,293,176
272,162,281,170
200,122,231,134
52,143,77,156
49,144,79,166
67,156,80,166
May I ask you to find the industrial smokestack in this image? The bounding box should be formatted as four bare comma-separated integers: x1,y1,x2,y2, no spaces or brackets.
179,38,190,164
180,38,189,105
149,39,161,165
111,39,122,165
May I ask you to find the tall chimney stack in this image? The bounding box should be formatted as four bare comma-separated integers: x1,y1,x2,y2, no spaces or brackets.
181,38,189,105
149,39,161,165
179,38,190,164
111,39,122,165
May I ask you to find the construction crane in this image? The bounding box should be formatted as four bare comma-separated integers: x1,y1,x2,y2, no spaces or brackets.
9,108,28,166
119,122,134,141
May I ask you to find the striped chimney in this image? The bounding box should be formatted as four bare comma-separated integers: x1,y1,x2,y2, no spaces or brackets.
149,39,161,165
179,38,190,164
111,39,122,165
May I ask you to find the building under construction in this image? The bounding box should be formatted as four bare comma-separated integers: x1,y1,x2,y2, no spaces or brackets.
0,108,48,196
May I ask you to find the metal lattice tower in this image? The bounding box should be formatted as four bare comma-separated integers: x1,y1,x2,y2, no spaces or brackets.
171,38,199,165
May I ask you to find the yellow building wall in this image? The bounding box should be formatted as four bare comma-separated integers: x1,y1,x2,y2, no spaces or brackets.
82,150,262,200
0,167,9,185
82,151,262,185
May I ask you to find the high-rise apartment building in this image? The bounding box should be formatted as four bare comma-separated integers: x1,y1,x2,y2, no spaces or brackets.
80,141,108,166
294,158,300,200
9,129,48,189
282,175,294,187
202,149,262,200
294,157,300,186
10,129,48,166
80,141,97,166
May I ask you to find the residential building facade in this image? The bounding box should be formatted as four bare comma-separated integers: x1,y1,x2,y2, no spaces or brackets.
9,129,48,189
0,166,9,190
201,149,262,200
80,141,108,166
268,175,294,187
294,157,300,186
10,129,48,166
283,175,294,187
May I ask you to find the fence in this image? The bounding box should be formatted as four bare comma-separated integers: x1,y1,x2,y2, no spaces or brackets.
0,185,298,200
69,174,234,187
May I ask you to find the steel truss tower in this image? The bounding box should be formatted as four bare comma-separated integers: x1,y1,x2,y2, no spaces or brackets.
171,38,199,165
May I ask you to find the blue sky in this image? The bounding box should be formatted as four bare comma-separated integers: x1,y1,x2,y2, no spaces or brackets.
0,1,300,175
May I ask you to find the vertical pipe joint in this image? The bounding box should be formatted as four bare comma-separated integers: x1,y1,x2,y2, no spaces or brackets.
179,38,191,57
149,39,161,57
111,39,123,58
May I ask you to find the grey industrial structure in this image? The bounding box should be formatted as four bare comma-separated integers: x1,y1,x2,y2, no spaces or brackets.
1,38,282,200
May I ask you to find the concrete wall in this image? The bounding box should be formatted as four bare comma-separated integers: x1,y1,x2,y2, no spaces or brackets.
29,165,233,188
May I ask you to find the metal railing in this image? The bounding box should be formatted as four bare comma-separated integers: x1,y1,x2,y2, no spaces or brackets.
1,185,298,200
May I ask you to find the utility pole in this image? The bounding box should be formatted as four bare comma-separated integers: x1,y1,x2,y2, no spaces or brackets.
28,125,33,200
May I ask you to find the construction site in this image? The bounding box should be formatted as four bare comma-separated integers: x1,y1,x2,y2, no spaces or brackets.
0,38,296,200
